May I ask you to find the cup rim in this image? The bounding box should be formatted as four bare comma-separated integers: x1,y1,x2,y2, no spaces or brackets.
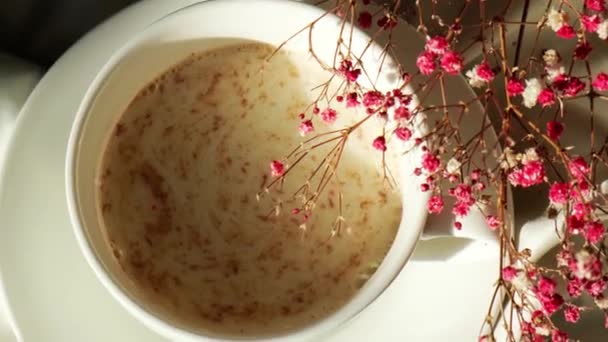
65,0,430,341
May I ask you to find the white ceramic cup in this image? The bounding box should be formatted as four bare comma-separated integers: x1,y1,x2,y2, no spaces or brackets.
64,0,557,341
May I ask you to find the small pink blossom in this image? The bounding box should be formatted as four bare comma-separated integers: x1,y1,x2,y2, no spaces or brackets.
541,293,564,314
270,160,285,177
427,195,444,214
338,60,361,83
586,279,607,297
450,184,473,203
567,277,584,297
569,156,590,179
551,330,568,342
440,50,464,74
298,119,314,136
592,72,608,91
357,11,372,29
564,305,581,323
425,36,450,54
486,215,500,230
546,120,565,141
556,24,576,39
476,61,495,81
582,14,601,32
537,88,556,107
393,106,410,120
502,266,519,281
416,51,436,75
549,182,570,204
394,127,412,141
345,92,360,107
563,77,586,96
585,221,605,244
421,152,441,173
587,0,606,12
372,136,387,152
454,221,463,230
507,78,525,96
568,215,585,234
362,90,384,108
320,108,338,124
572,201,590,220
452,201,472,217
508,160,546,187
536,276,557,297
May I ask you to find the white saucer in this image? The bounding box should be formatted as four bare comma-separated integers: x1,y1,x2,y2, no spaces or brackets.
0,0,500,341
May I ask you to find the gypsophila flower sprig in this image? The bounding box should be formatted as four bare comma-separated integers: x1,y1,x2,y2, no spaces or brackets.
260,0,608,340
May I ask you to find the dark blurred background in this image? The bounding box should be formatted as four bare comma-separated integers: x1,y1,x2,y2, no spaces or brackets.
0,0,140,67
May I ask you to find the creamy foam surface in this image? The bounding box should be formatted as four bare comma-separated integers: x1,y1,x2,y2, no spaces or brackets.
97,43,401,336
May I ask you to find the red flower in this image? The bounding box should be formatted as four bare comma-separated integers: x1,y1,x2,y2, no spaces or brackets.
541,293,564,314
551,330,568,342
357,11,372,29
508,160,546,187
586,0,606,12
427,195,444,214
298,119,314,136
476,61,495,81
416,51,436,75
592,72,608,91
568,215,585,234
270,160,285,177
574,41,592,60
507,78,525,96
567,277,583,297
556,24,576,39
549,182,570,204
536,276,557,297
321,108,338,124
393,106,410,120
425,36,450,54
486,215,500,230
546,120,565,141
372,136,387,151
585,221,606,244
345,92,360,108
502,266,519,281
394,127,412,141
563,77,586,97
582,14,601,32
362,90,384,107
421,152,441,173
537,88,555,107
568,156,590,179
440,50,464,74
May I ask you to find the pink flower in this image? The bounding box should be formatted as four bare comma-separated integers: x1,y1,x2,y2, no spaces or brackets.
416,51,436,75
537,88,555,107
549,182,570,204
372,136,387,152
564,305,581,323
421,152,441,173
574,41,593,60
541,293,564,314
486,215,500,230
394,127,412,141
345,92,360,107
536,276,557,297
393,106,410,120
454,221,463,230
563,77,586,96
507,78,525,96
592,72,608,91
425,36,450,54
476,61,495,81
568,215,585,234
321,108,338,124
440,50,464,74
546,120,565,141
556,24,576,39
452,201,472,217
508,160,546,187
551,330,568,342
569,156,590,179
587,0,606,12
338,60,361,83
357,11,372,29
362,90,384,107
567,277,584,297
582,14,601,32
451,184,473,203
586,279,607,297
427,195,444,214
298,119,314,136
585,221,605,244
270,160,285,177
502,266,519,281
572,201,590,219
